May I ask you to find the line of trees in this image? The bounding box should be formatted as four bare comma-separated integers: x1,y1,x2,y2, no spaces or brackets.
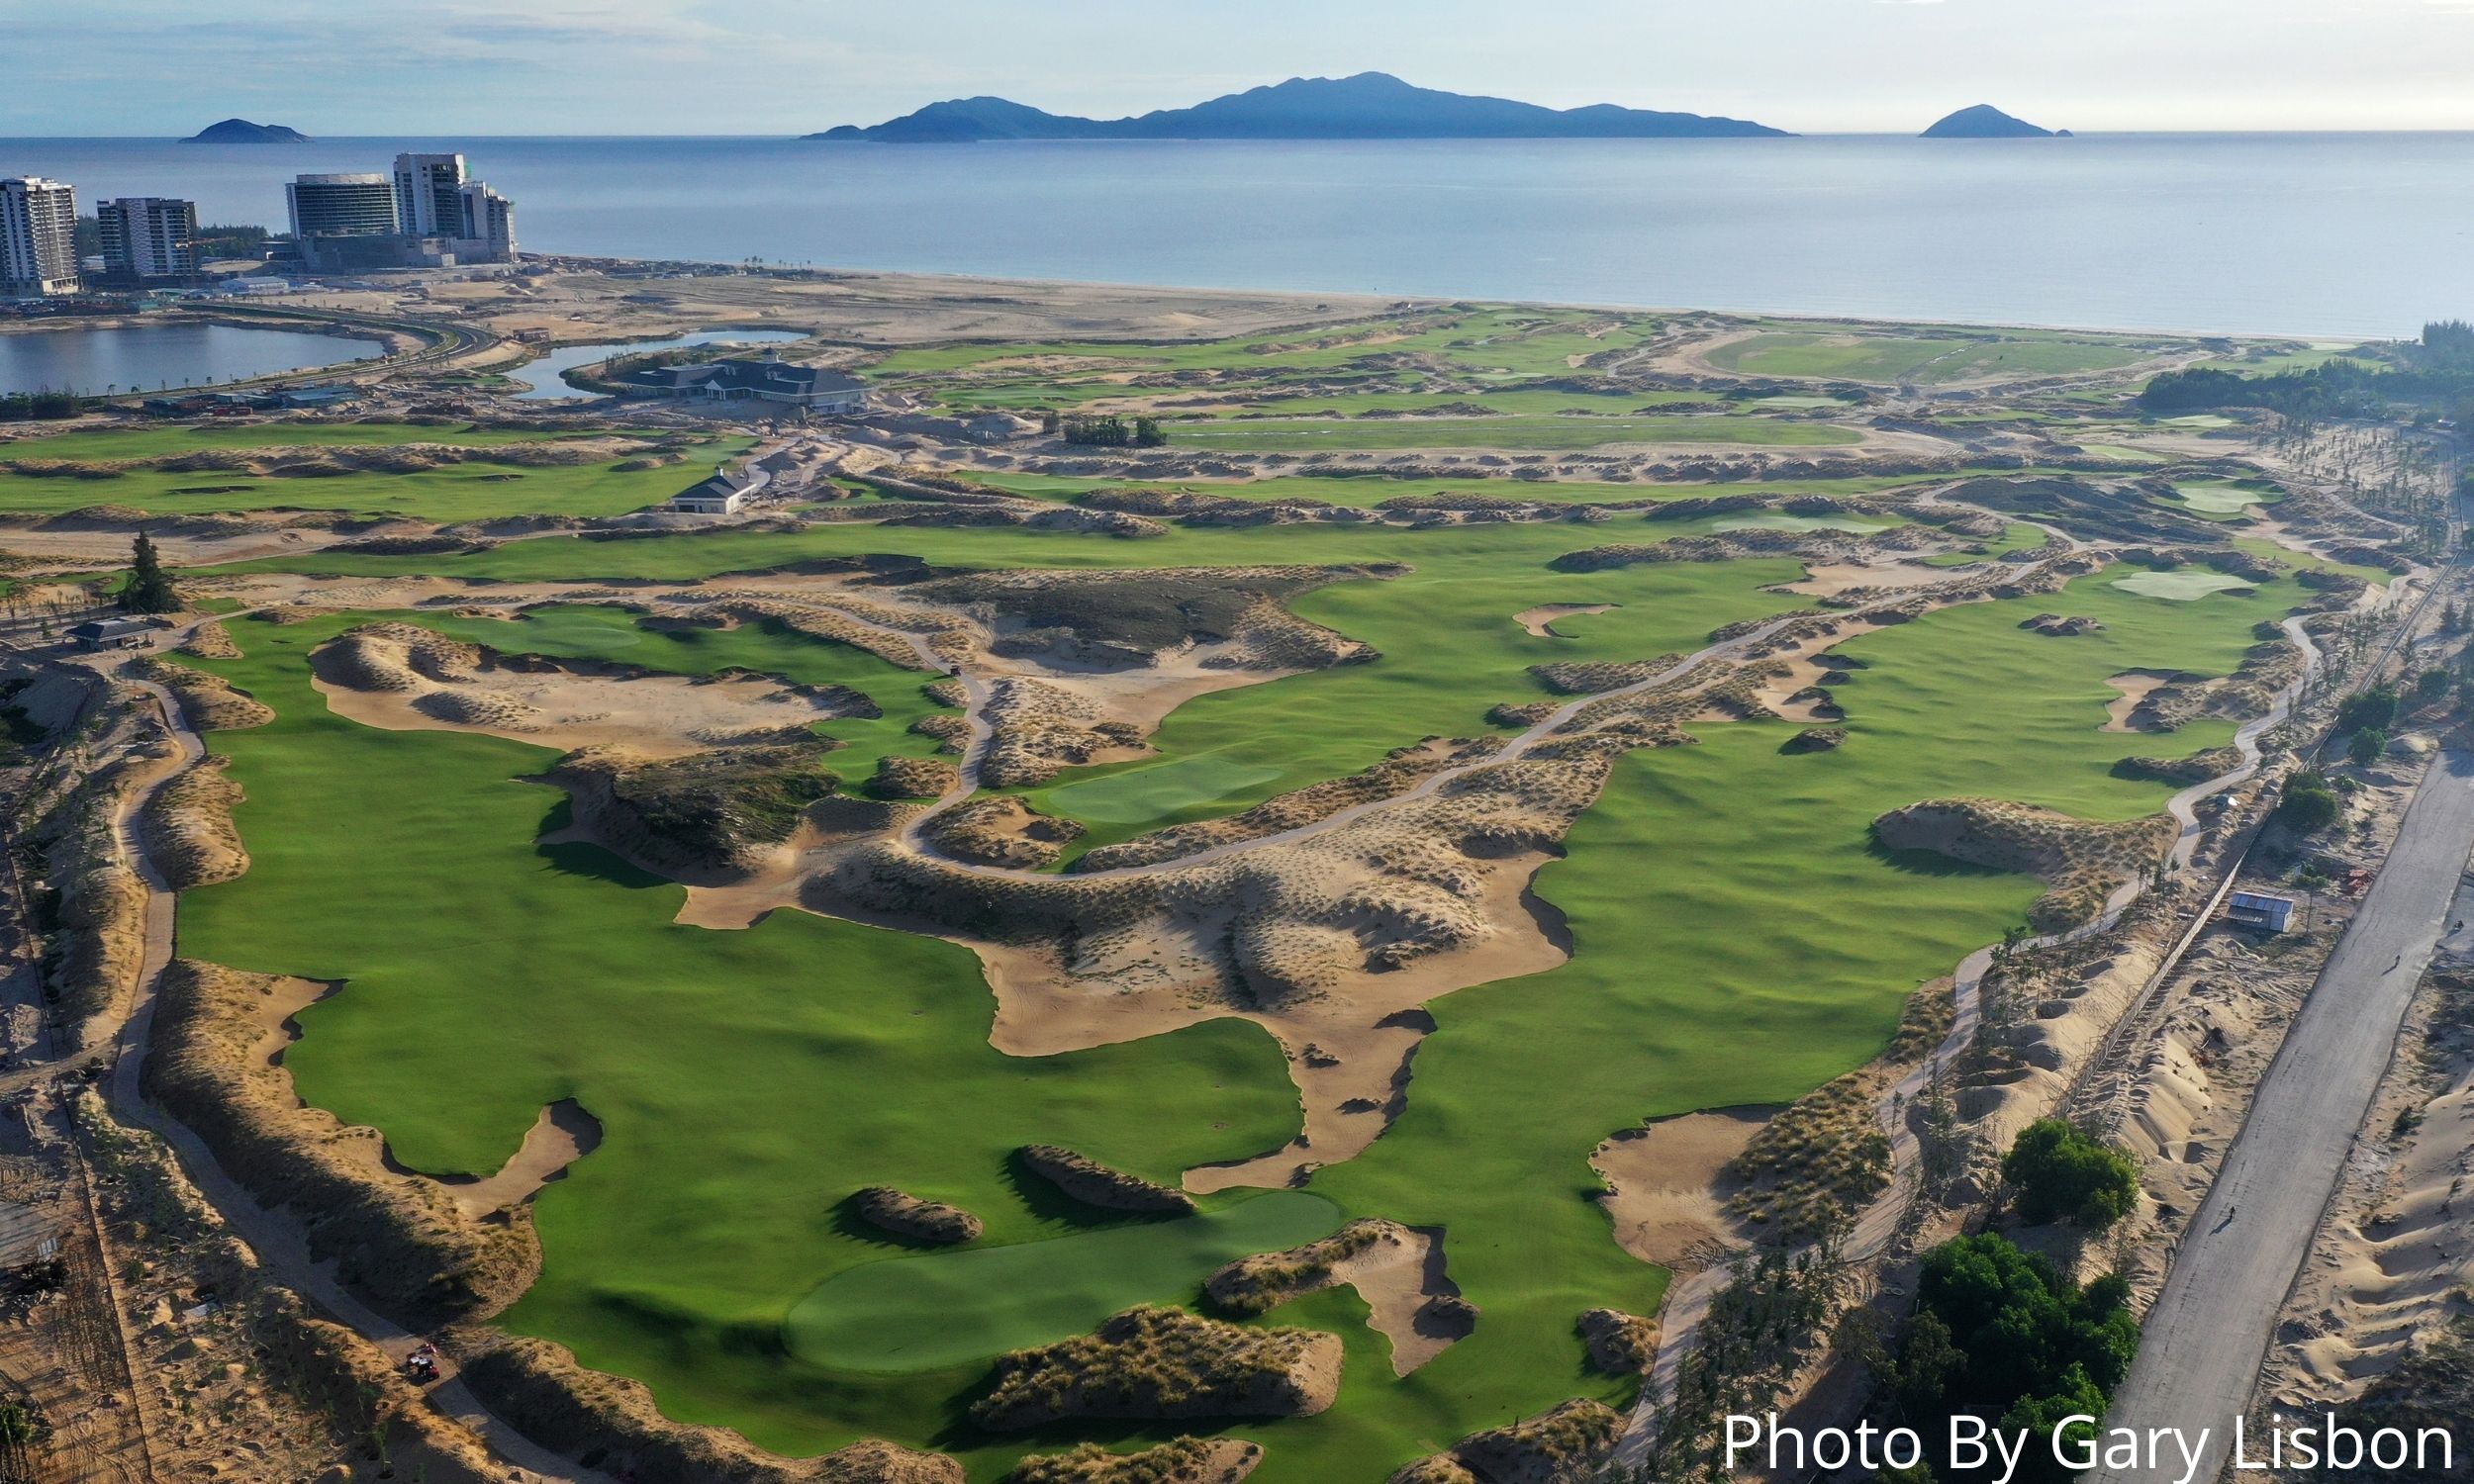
2141,321,2474,427
0,390,84,421
1044,413,1166,447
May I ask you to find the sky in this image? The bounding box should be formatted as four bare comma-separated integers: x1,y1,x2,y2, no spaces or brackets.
7,0,2474,137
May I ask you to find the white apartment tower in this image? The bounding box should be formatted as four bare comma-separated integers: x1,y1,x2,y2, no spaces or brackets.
97,197,200,281
0,176,80,297
455,181,518,261
391,152,467,236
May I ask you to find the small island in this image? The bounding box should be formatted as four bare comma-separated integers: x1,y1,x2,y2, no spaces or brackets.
1922,104,2061,139
182,118,312,143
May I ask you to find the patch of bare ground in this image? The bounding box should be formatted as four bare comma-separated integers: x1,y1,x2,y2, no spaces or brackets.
1590,1109,1765,1270
311,621,869,757
1513,603,1615,638
1011,1438,1263,1484
969,1306,1340,1430
2263,959,2474,1406
1385,1398,1624,1484
1782,559,1969,599
175,618,241,658
922,795,1087,869
1205,1219,1471,1376
131,654,275,731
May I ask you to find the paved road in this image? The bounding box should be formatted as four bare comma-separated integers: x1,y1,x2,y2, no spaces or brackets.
2092,747,2474,1484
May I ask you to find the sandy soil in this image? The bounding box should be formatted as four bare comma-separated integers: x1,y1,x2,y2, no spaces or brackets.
1784,560,1974,599
313,641,852,758
1330,1225,1468,1377
2102,671,2180,732
438,1101,605,1219
1589,1109,1766,1269
1513,603,1616,638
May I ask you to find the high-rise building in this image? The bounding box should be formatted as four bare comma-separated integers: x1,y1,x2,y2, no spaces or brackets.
286,173,398,240
97,197,200,282
0,176,80,298
392,153,467,237
455,181,518,262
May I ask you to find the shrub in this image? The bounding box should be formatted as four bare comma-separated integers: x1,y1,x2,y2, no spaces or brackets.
2002,1119,2140,1229
2350,727,2390,768
2338,684,2401,734
2277,769,2341,833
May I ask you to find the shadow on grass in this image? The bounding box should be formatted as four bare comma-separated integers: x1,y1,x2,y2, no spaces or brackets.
999,1148,1189,1232
1863,834,2015,881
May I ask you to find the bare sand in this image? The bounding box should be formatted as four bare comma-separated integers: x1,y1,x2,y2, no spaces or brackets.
1589,1108,1767,1268
2102,670,2180,732
1514,603,1617,638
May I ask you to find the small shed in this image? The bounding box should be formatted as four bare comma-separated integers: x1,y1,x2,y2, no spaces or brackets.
669,463,766,515
67,616,160,652
2226,890,2299,934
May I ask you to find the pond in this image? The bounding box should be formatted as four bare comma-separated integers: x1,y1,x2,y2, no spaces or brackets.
0,320,385,397
505,327,807,401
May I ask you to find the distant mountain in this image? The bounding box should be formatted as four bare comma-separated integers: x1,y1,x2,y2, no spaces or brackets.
1922,105,2059,139
183,119,312,143
808,72,1789,142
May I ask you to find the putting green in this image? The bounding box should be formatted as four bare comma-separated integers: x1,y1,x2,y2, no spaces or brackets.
1042,754,1288,826
785,1190,1341,1373
2110,570,2256,601
2169,480,2280,517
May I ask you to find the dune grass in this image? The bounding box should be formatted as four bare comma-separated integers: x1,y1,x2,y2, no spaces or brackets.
0,421,746,520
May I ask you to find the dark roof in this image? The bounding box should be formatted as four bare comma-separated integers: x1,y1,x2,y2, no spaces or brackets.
627,356,864,397
69,616,158,639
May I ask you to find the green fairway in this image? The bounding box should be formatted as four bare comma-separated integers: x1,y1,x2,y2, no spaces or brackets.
1167,413,1858,452
162,519,2332,1480
1706,329,2144,384
0,422,746,520
786,1190,1341,1373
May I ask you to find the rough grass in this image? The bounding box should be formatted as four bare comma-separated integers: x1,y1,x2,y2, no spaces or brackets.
1168,415,1857,452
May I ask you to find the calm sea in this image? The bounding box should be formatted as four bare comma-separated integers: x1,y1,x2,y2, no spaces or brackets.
6,134,2472,339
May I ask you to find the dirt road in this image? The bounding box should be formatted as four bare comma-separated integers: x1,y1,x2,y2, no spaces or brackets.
2091,747,2474,1484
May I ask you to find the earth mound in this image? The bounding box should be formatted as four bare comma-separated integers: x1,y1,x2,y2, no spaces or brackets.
1872,797,2176,931
849,1186,984,1245
971,1306,1340,1430
1385,1398,1625,1484
1017,1145,1197,1216
1010,1438,1262,1484
1206,1219,1398,1316
555,742,841,875
1575,1308,1659,1375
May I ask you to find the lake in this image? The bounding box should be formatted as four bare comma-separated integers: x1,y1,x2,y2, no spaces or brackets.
7,134,2474,337
0,319,383,397
506,327,806,400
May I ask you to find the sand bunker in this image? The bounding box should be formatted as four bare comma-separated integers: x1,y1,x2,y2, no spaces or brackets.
313,622,866,757
1590,1108,1765,1268
1513,603,1616,638
1207,1221,1469,1376
438,1100,605,1219
2101,671,2181,732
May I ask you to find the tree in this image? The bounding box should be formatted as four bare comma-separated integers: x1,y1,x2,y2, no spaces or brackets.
2416,667,2451,702
2277,768,2342,833
118,532,181,614
2001,1119,2141,1228
2338,684,2401,735
2350,727,2390,768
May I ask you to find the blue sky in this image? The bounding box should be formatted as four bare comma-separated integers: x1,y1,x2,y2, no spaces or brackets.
7,0,2473,136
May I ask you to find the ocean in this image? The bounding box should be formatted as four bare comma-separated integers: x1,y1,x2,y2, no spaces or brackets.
6,133,2473,339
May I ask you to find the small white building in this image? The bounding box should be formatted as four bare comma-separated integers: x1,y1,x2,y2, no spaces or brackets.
2226,890,2298,934
669,463,767,515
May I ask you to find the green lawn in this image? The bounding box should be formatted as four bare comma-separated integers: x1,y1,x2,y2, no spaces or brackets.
1168,414,1858,452
162,513,2331,1481
786,1190,1341,1373
0,422,746,521
1706,330,2145,384
2166,479,2282,519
